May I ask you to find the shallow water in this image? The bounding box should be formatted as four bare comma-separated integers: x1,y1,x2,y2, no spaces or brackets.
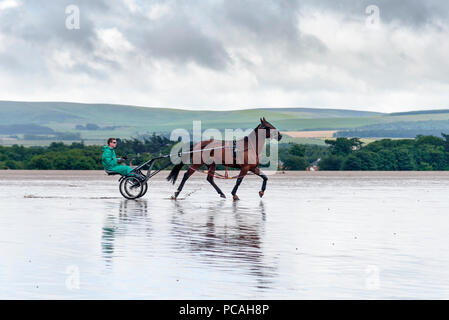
1,171,449,299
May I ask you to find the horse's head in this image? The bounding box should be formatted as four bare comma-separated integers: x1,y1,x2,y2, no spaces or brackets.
258,117,282,141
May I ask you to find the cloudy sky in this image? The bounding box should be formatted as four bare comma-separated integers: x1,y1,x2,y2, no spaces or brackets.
0,0,448,112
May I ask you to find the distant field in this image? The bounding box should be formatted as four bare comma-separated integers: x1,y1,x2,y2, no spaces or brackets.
282,130,337,138
279,136,327,145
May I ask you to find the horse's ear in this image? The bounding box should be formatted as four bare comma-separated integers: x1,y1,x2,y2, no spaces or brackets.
260,118,263,123
263,117,266,122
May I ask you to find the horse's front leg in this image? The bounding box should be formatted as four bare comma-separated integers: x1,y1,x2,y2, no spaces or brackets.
251,167,268,198
231,167,248,201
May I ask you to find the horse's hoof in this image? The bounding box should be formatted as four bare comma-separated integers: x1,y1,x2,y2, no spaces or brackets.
171,192,179,200
259,191,264,198
233,195,240,201
220,194,226,198
171,195,177,200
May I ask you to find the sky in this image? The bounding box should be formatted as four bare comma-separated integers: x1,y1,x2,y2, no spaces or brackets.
0,0,448,112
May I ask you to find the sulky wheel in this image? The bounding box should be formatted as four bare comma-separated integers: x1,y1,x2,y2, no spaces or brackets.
119,176,143,200
140,182,148,197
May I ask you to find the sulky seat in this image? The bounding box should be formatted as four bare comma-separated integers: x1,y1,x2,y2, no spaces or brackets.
105,170,120,176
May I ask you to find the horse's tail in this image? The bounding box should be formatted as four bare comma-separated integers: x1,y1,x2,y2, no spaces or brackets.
166,162,183,185
166,142,194,184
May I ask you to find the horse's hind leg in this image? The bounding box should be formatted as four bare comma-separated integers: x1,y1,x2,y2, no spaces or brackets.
206,163,226,198
231,167,248,201
172,165,197,200
251,167,268,198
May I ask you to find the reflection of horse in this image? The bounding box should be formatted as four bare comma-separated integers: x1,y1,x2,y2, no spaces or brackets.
101,200,149,266
170,200,277,289
167,118,282,201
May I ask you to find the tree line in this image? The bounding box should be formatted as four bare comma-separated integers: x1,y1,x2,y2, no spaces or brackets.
1,134,449,171
319,135,449,170
0,134,176,170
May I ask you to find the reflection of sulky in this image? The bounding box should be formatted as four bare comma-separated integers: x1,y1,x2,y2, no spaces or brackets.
118,199,148,216
170,200,277,289
101,200,150,266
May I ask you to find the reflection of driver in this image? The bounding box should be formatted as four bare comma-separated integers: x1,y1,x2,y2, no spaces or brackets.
102,138,133,176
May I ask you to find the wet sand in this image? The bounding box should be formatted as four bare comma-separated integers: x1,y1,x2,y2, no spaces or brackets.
2,169,449,180
1,170,449,299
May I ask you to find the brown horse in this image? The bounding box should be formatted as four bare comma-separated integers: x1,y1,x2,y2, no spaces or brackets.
167,118,282,200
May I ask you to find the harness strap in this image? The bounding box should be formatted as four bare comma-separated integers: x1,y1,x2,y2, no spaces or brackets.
189,166,253,180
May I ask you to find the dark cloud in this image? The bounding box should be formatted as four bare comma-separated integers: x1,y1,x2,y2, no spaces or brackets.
304,0,449,27
0,0,233,72
0,0,448,111
0,1,103,49
0,0,107,76
220,0,327,66
223,0,301,41
137,15,231,70
1,0,446,75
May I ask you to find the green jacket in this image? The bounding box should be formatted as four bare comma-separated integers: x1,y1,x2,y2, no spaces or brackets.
102,145,117,170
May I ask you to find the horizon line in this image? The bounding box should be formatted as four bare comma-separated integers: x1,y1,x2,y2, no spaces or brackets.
1,99,448,114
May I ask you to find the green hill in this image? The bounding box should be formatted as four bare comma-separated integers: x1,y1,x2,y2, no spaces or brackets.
0,101,383,133
1,101,449,144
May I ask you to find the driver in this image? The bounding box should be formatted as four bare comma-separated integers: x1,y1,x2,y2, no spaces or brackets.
102,138,133,176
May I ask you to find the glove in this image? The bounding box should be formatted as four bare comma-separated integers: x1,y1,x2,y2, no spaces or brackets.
121,155,129,160
117,156,127,163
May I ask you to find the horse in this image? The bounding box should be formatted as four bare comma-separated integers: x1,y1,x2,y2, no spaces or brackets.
167,118,282,200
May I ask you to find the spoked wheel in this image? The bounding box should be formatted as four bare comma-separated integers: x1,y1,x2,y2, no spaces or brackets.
140,182,148,197
119,176,143,200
